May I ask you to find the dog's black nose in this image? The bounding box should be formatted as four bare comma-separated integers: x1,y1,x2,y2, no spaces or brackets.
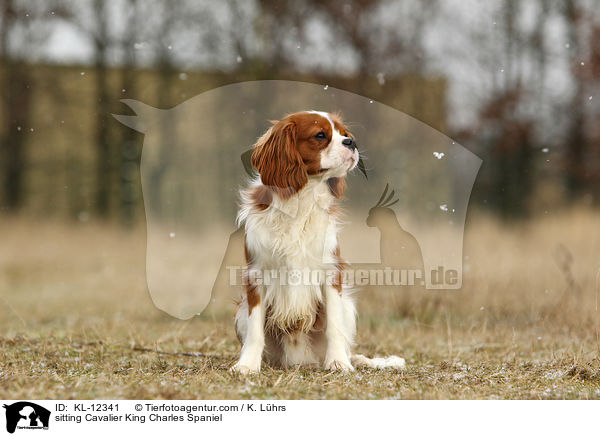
342,138,356,151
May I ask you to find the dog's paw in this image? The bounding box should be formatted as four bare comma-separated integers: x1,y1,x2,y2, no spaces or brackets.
324,358,354,372
229,363,260,375
383,355,406,370
351,354,406,370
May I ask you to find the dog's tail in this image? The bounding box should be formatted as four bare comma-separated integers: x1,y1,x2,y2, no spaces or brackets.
351,354,406,370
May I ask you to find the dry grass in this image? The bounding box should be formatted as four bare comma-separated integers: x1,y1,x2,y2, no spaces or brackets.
1,209,599,399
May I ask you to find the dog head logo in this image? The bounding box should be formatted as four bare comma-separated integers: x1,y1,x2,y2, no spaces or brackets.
3,402,50,433
113,80,481,319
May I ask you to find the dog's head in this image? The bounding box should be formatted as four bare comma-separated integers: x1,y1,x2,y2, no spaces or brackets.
251,111,359,199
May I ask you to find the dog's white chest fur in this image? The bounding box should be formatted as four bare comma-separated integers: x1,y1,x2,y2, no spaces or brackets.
240,179,338,332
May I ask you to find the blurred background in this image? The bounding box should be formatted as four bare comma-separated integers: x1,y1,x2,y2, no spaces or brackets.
1,0,600,400
1,0,600,351
0,0,598,223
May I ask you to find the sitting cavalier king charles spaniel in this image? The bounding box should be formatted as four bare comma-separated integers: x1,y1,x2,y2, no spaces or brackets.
232,111,405,373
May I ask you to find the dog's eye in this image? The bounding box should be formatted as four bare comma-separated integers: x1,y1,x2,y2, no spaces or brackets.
315,132,327,140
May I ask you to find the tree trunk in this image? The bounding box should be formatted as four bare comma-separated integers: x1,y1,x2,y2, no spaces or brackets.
119,0,140,225
0,0,32,212
94,0,112,217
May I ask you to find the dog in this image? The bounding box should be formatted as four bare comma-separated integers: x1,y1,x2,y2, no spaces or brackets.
232,110,406,373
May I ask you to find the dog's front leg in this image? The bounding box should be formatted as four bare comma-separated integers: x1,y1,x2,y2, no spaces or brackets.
323,284,354,371
231,294,265,374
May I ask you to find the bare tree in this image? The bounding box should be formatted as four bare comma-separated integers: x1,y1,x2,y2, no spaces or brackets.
562,0,589,198
0,0,32,211
91,0,112,217
119,0,140,225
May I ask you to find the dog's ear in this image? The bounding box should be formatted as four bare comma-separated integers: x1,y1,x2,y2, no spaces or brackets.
251,119,307,199
327,177,346,199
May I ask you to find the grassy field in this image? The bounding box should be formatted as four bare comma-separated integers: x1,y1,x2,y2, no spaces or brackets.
1,209,599,399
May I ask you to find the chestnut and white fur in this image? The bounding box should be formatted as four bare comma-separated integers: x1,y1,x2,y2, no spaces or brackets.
232,111,406,373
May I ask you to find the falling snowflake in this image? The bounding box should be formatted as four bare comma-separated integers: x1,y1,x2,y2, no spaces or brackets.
323,85,328,90
542,148,549,153
236,55,242,63
169,232,176,238
433,151,445,160
179,73,187,80
440,204,448,212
